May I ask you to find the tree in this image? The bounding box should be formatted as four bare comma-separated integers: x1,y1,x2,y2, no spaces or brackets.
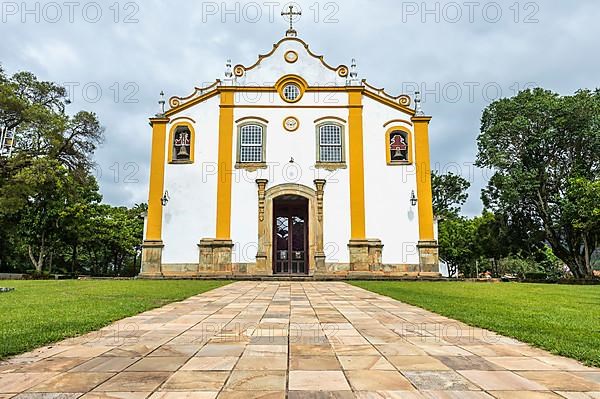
0,66,146,277
438,216,476,277
431,171,471,218
477,88,600,278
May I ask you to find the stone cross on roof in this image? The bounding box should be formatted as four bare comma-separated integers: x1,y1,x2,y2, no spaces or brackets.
281,5,302,37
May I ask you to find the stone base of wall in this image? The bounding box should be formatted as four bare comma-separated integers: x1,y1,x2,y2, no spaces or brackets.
198,238,234,274
139,240,164,278
139,238,440,279
418,240,440,274
147,261,441,279
348,239,383,272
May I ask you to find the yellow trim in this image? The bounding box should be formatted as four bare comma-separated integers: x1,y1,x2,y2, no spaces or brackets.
166,85,414,117
235,116,269,124
283,116,300,132
229,105,351,109
412,116,435,241
385,126,413,166
383,118,412,128
169,80,220,108
314,116,347,124
275,75,308,103
171,116,196,124
168,122,195,164
284,50,298,63
363,90,415,116
347,89,366,240
363,80,412,107
165,89,219,117
215,91,235,240
145,117,169,241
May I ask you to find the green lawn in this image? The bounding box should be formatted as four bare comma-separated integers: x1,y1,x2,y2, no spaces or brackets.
0,280,230,359
350,281,600,367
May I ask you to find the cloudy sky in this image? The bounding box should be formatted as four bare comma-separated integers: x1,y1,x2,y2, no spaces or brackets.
1,0,599,216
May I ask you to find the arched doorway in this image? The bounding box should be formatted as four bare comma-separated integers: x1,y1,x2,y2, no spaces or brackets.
273,195,309,275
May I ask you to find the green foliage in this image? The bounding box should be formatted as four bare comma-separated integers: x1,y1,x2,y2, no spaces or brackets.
498,256,542,279
351,281,600,367
431,171,470,218
477,88,600,278
0,280,230,359
438,216,476,277
0,66,143,276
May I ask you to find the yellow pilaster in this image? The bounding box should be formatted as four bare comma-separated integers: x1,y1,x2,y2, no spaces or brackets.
215,89,235,239
412,116,435,241
348,88,366,240
145,117,170,241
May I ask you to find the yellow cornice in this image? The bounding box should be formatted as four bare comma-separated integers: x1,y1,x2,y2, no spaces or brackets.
168,80,220,108
165,89,219,117
363,80,412,107
164,84,417,117
412,116,433,123
364,90,415,115
149,117,170,125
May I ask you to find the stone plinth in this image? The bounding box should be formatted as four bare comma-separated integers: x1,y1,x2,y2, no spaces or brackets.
140,240,164,278
418,240,440,274
198,239,234,274
348,239,383,272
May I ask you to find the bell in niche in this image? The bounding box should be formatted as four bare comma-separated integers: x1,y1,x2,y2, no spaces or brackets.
177,143,189,157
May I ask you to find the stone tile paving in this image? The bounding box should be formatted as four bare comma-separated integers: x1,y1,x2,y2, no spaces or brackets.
1,281,599,398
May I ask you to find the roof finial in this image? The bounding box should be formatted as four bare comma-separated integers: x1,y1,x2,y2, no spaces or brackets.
225,59,232,79
348,58,360,86
414,91,425,116
281,5,301,37
157,91,166,116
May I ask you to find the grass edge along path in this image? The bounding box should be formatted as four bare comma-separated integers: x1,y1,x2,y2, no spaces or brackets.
349,281,600,367
0,279,231,359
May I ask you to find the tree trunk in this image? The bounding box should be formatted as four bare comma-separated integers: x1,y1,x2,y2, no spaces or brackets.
47,252,53,274
71,244,78,275
28,233,46,272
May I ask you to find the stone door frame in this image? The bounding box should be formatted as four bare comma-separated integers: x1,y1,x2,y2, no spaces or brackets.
255,180,326,276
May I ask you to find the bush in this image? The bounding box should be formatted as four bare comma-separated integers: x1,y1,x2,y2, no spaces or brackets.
24,270,52,280
498,256,541,279
524,272,548,281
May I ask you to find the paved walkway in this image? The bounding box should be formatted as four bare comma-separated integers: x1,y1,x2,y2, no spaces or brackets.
1,282,599,398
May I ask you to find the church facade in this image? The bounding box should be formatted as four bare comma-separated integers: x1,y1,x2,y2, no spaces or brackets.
140,28,439,278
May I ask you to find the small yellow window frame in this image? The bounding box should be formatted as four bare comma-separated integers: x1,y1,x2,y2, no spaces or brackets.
385,126,413,165
275,74,308,103
168,122,195,164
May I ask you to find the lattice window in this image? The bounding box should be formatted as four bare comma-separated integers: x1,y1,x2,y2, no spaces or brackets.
239,124,264,163
318,124,343,163
283,84,300,102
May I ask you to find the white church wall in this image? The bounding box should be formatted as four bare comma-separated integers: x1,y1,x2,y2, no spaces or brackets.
231,92,351,263
236,39,348,87
161,95,220,264
362,97,421,265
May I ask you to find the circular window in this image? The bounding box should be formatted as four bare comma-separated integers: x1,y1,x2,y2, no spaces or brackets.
282,83,301,102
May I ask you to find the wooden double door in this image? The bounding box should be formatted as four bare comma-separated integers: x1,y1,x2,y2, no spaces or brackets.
273,197,308,275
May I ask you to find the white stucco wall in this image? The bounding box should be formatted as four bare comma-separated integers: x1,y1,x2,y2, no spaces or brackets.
231,94,351,263
159,37,423,266
362,97,420,265
161,96,220,264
